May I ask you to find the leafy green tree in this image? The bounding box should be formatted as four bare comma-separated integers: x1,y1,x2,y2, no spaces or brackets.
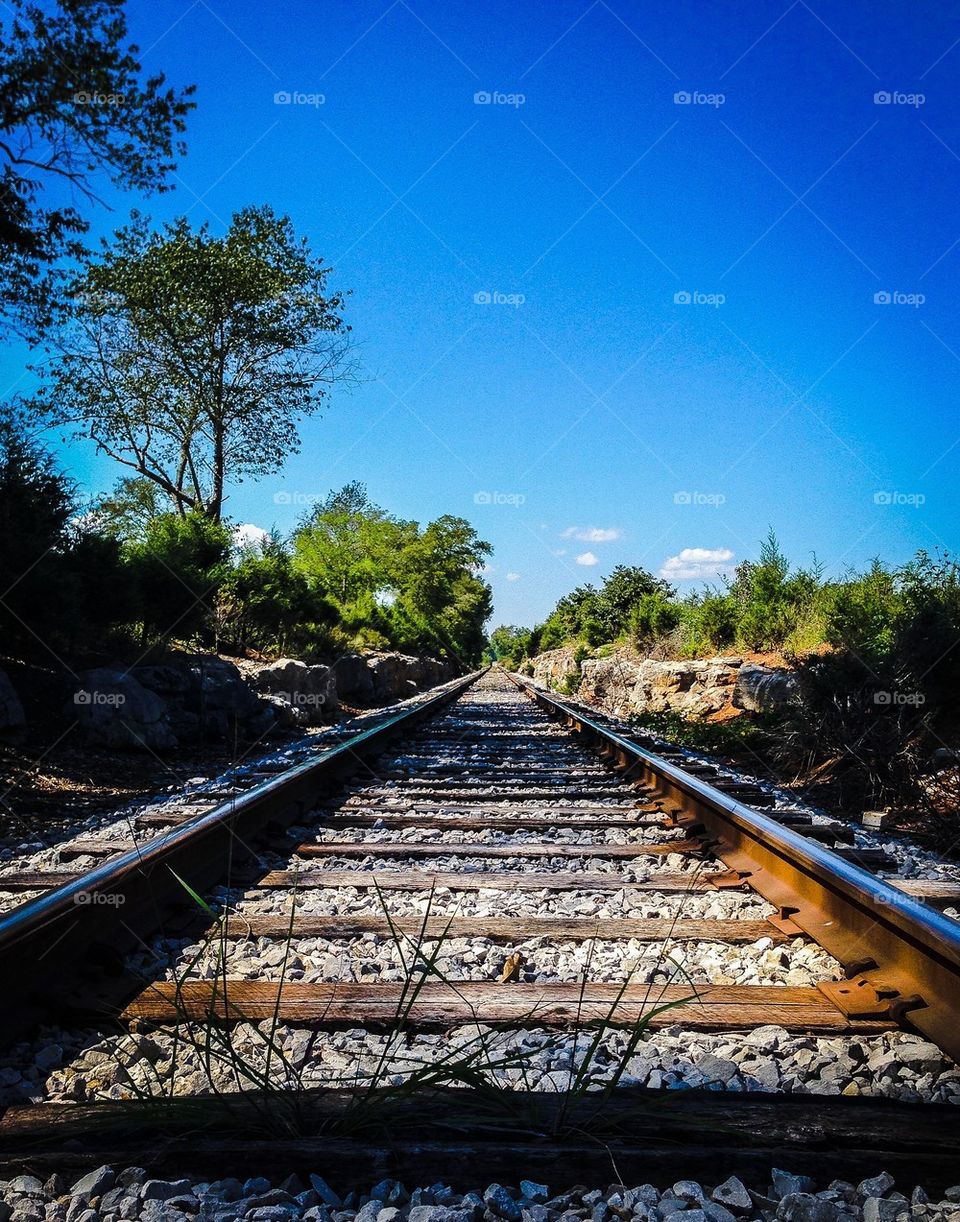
0,402,131,654
36,206,351,519
125,510,231,644
0,403,76,647
293,485,492,663
537,585,600,650
0,0,194,335
217,533,336,656
58,525,133,652
487,624,531,668
91,475,171,541
688,592,738,652
733,530,798,649
293,483,409,608
630,591,680,643
824,561,900,662
594,565,673,639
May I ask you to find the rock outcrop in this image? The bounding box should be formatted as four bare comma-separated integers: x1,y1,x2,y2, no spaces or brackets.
335,651,453,706
732,662,799,713
68,668,177,751
0,668,25,733
529,647,580,691
578,654,742,718
63,649,455,751
253,658,339,726
530,647,801,721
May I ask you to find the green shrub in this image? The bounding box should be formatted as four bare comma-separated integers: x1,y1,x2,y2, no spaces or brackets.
629,591,680,644
125,511,232,645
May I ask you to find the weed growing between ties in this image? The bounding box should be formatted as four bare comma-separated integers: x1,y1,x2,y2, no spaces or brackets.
102,869,705,1143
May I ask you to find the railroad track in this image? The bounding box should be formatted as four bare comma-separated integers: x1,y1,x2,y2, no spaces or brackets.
1,666,959,1188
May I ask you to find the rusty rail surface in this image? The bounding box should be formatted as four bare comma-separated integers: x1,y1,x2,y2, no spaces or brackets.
0,669,485,1046
505,670,960,1064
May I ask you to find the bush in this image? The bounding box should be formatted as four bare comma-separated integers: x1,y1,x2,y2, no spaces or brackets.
775,650,932,809
629,592,680,644
0,405,132,655
217,536,337,657
0,405,76,648
125,511,232,645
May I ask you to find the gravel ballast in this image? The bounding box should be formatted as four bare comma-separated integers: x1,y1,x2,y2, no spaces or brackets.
2,1167,958,1222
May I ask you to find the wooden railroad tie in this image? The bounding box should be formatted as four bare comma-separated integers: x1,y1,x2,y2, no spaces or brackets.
120,980,896,1034
221,913,794,944
294,839,703,860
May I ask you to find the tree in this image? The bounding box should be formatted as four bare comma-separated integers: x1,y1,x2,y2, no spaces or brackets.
594,565,673,639
733,530,796,649
487,624,531,668
36,206,352,519
90,475,171,541
629,591,680,643
0,403,76,646
0,0,194,334
293,483,410,608
293,485,492,663
125,510,231,644
0,401,130,653
217,533,336,656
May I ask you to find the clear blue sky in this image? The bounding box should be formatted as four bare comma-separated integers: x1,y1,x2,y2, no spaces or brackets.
4,0,959,627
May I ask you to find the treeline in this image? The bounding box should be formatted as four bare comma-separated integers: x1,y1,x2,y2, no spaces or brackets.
489,533,960,812
0,417,491,665
490,532,960,673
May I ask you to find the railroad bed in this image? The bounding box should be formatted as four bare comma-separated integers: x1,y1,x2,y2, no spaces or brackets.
2,668,960,1193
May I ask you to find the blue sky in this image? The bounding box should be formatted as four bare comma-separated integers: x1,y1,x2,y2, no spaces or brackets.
4,1,959,626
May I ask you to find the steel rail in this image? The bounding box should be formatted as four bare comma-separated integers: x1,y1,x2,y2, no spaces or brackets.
506,670,960,1063
0,669,485,1046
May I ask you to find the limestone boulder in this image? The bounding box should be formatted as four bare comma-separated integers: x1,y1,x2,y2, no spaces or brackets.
733,663,799,713
255,657,338,723
530,647,580,690
333,654,375,704
133,656,276,742
68,669,177,751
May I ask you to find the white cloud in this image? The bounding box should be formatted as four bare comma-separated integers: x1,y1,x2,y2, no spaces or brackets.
233,523,270,550
575,551,599,566
659,547,734,580
506,572,521,582
550,548,567,557
562,526,621,543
